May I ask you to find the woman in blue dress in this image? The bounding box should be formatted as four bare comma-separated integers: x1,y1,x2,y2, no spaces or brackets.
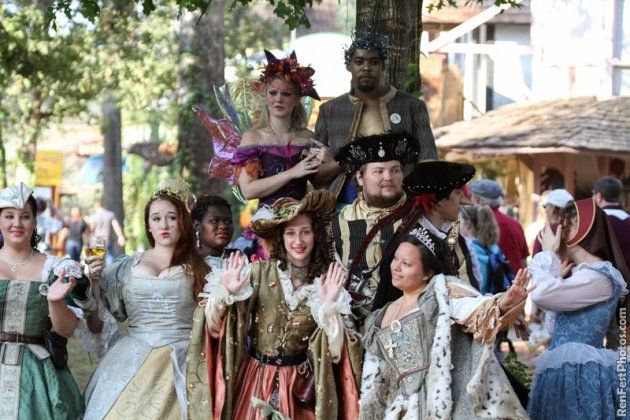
528,198,629,419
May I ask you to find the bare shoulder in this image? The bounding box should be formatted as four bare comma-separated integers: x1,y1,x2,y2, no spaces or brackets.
294,129,314,142
240,128,266,146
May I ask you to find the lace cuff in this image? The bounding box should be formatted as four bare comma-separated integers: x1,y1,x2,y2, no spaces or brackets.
305,277,352,331
199,265,253,305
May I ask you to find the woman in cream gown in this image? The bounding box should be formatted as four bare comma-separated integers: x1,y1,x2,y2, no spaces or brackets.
84,184,209,419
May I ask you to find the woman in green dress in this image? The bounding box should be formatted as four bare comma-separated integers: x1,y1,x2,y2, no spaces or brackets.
0,182,95,419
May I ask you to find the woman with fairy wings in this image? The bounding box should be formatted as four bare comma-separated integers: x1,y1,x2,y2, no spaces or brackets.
197,51,337,259
186,190,361,419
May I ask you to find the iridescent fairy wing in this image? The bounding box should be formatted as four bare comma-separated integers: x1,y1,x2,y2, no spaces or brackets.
214,80,265,134
192,105,240,186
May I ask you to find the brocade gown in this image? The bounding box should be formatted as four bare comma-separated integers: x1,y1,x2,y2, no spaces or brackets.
0,255,93,419
83,253,197,420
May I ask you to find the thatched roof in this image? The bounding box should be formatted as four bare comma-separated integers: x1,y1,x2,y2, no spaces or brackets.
435,96,630,155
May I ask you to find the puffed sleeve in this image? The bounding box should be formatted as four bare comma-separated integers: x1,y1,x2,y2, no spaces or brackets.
529,251,614,311
199,261,252,337
233,146,264,180
446,279,524,343
100,255,135,322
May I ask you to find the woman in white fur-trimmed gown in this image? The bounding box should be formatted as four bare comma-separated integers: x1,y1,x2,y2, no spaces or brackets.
359,228,530,419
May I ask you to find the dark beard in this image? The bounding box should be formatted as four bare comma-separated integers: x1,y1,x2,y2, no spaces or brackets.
363,191,403,208
357,79,377,92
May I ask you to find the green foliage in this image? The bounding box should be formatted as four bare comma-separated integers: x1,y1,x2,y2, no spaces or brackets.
224,2,288,78
427,0,523,13
52,0,322,30
503,352,532,389
404,63,422,98
0,4,99,180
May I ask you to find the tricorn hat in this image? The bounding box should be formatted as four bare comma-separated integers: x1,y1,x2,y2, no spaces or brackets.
403,160,476,199
251,190,336,239
334,132,420,173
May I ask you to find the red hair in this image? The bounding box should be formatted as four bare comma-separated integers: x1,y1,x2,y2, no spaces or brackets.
144,194,209,299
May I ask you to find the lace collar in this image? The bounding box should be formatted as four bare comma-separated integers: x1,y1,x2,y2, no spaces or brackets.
275,260,319,311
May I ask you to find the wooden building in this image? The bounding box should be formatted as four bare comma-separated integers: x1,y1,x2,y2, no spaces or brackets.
435,96,630,224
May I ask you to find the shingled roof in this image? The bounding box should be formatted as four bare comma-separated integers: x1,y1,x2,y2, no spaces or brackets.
435,96,630,155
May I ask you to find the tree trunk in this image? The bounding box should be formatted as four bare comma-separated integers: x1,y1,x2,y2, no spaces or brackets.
356,0,422,94
101,93,125,257
177,0,226,196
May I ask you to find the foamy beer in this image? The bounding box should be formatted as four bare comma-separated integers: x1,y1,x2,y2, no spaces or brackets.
87,235,106,259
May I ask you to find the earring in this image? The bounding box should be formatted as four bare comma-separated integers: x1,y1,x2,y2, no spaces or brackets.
195,230,200,248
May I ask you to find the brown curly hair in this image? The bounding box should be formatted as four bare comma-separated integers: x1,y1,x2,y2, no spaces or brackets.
266,211,331,281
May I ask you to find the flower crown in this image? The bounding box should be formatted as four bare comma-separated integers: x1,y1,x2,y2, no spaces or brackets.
259,50,320,101
409,227,436,255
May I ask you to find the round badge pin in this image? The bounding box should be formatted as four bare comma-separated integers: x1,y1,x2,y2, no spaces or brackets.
390,113,401,124
38,283,49,296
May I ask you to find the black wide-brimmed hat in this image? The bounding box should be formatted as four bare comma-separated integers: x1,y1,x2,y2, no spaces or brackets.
403,160,475,198
334,132,420,173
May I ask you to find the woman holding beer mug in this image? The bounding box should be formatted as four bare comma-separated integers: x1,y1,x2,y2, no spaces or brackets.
83,180,210,419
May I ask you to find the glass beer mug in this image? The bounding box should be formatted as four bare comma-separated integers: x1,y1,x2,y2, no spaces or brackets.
87,235,107,260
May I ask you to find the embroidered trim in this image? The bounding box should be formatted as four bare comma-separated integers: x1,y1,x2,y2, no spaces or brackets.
3,281,30,334
0,358,21,418
446,283,478,299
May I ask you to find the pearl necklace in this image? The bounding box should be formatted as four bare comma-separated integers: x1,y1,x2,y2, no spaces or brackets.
1,250,35,272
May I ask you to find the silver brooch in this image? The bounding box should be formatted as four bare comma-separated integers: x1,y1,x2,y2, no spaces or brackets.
38,283,49,296
390,113,401,124
377,143,386,158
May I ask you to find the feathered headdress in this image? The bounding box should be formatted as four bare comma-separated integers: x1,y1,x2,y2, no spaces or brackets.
259,50,320,101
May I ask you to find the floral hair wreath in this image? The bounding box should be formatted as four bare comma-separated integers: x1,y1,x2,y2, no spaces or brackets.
259,50,320,101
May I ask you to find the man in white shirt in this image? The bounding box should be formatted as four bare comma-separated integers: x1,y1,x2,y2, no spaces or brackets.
89,201,126,264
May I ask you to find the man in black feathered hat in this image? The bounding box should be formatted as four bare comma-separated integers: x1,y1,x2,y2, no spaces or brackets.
332,131,420,327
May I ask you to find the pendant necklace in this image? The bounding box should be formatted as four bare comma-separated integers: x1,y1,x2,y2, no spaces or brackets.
1,249,35,272
390,300,406,334
390,286,425,334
